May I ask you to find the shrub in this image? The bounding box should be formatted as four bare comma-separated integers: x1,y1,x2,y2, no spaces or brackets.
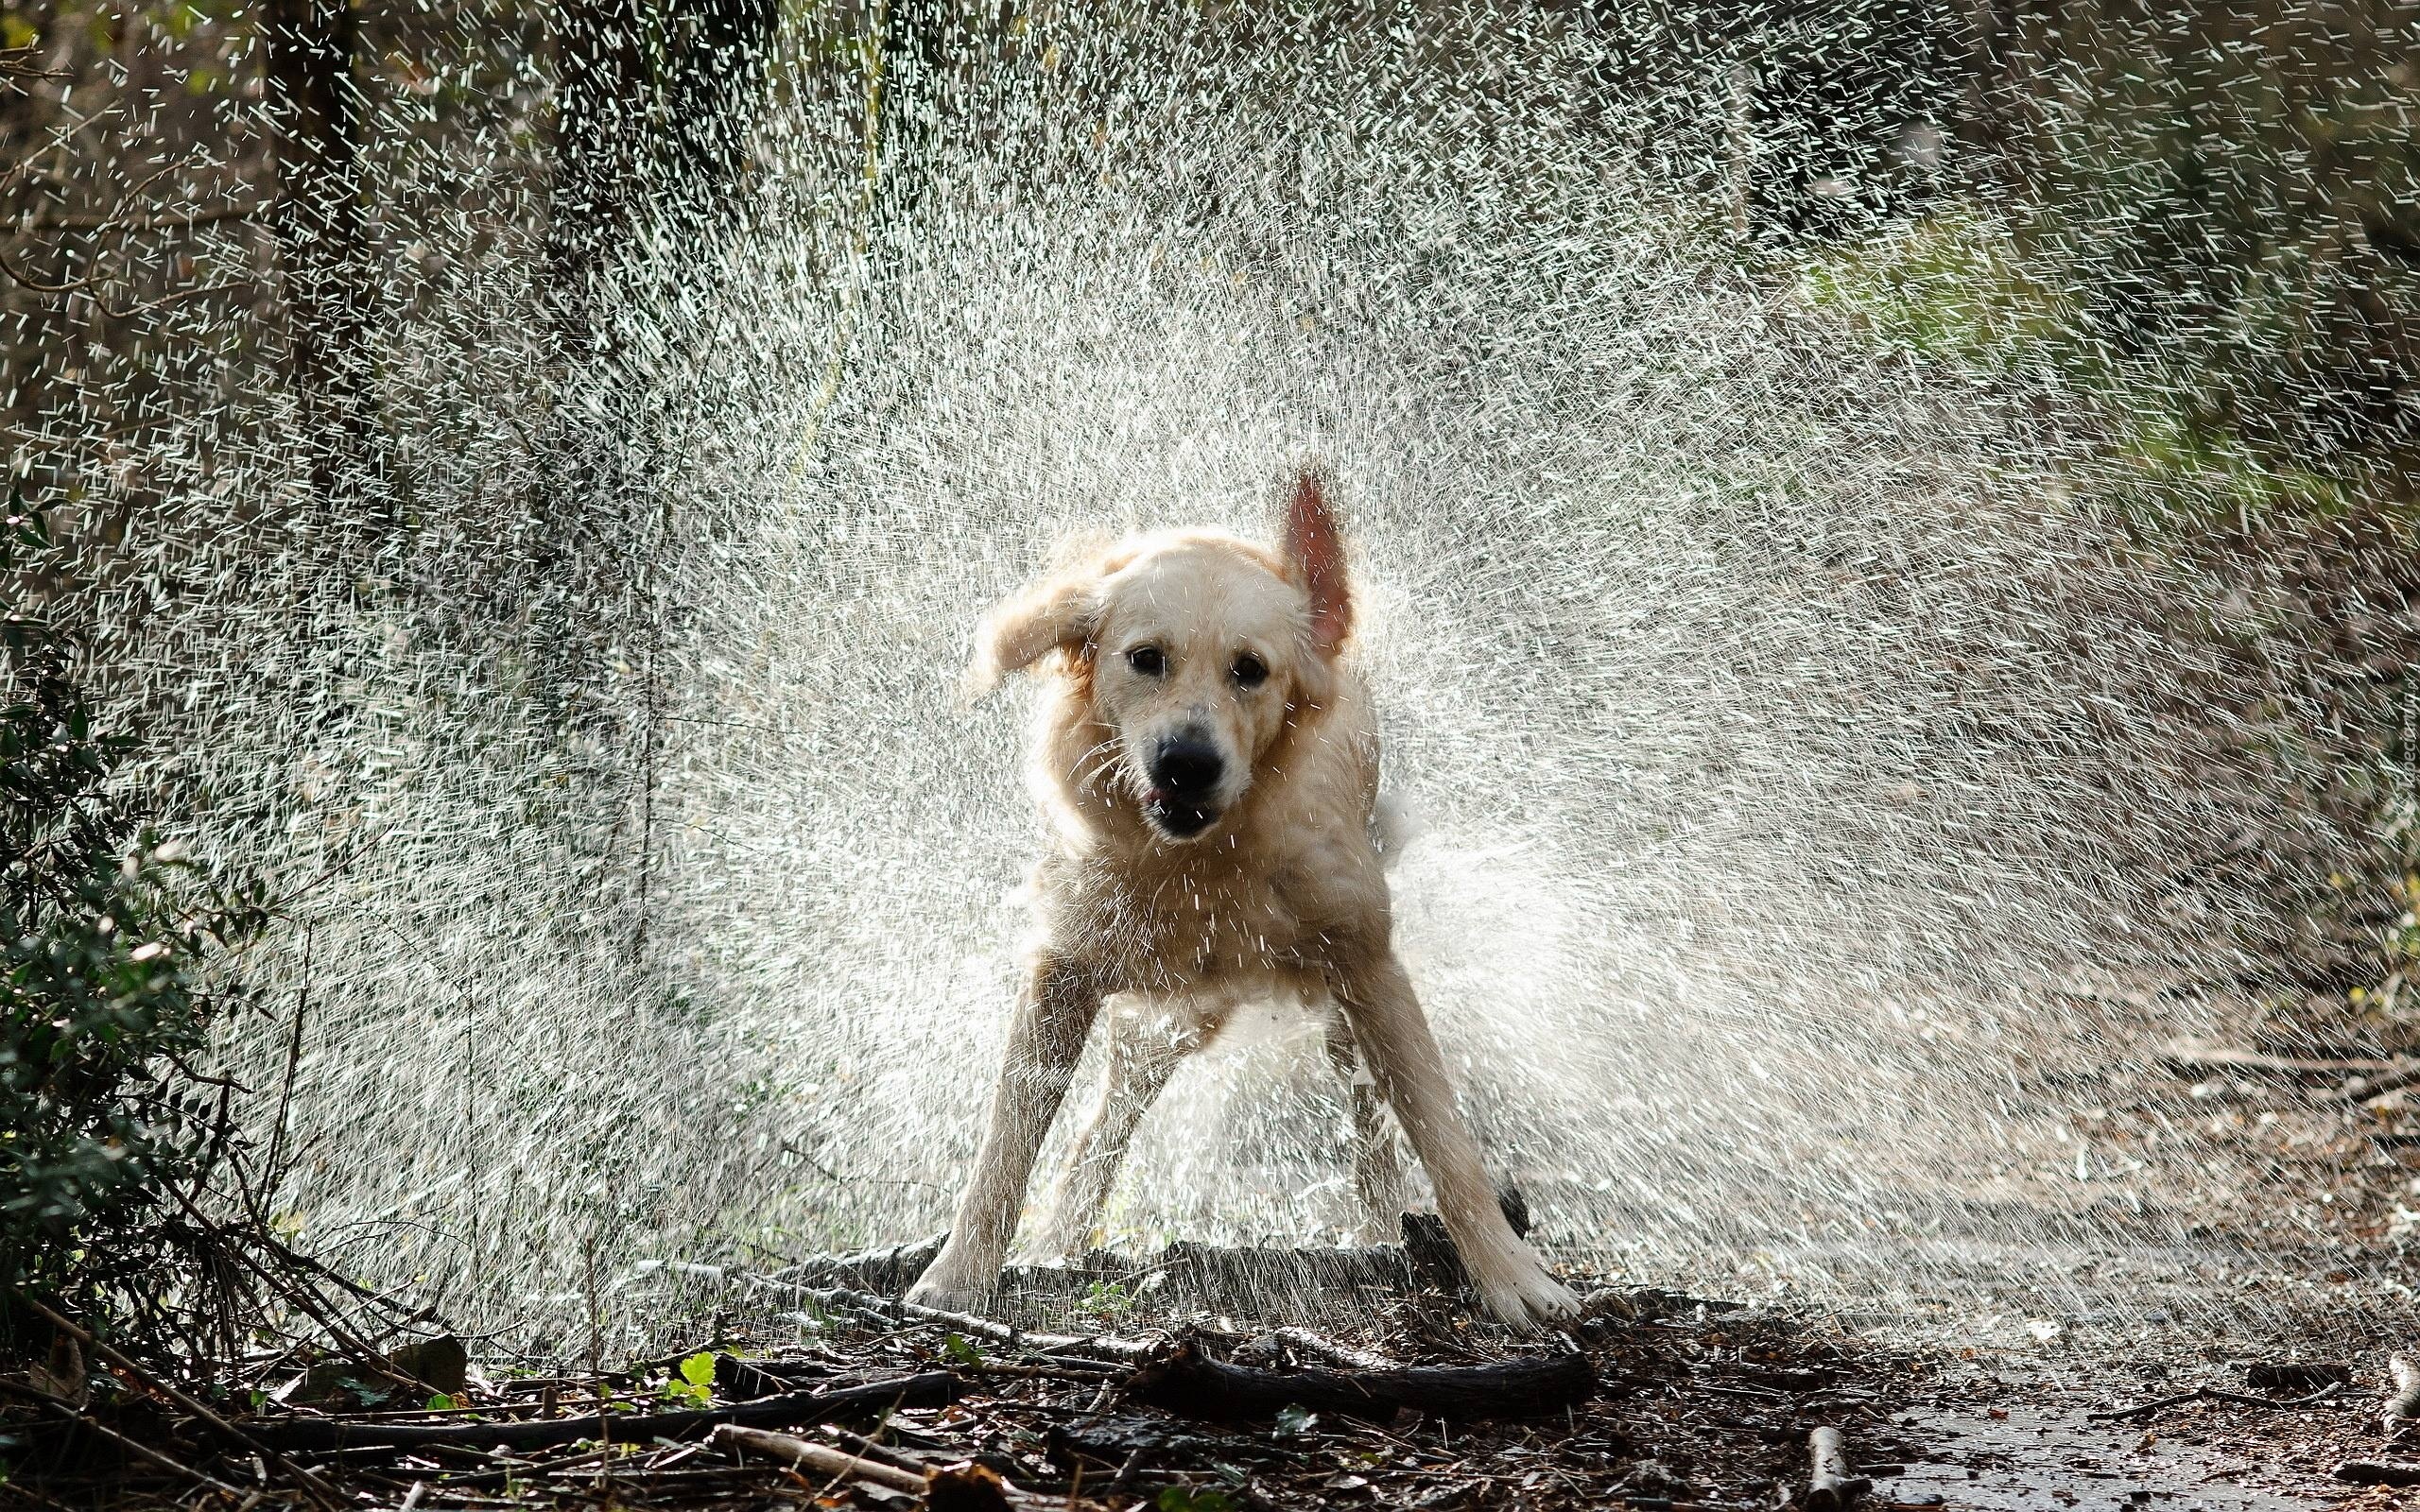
0,503,267,1353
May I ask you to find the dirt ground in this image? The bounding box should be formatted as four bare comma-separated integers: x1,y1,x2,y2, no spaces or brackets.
12,1244,2420,1512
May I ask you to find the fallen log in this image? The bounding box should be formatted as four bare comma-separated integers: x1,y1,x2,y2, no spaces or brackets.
2385,1356,2420,1440
2244,1361,2350,1392
769,1235,946,1294
1806,1425,1863,1511
1231,1327,1397,1373
1123,1336,1593,1421
249,1371,961,1452
715,1426,1027,1509
2337,1459,2420,1487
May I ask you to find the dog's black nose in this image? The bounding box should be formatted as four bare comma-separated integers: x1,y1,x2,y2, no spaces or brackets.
1150,735,1224,800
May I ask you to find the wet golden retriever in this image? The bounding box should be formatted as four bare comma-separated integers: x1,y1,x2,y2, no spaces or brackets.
907,467,1580,1328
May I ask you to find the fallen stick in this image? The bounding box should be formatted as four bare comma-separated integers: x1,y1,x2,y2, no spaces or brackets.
710,1423,927,1494
2385,1356,2420,1439
800,1284,1161,1364
1806,1425,1858,1511
1124,1336,1594,1421
250,1371,961,1452
15,1293,343,1507
2085,1382,2342,1422
2342,1063,2420,1104
2156,1040,2401,1081
2337,1459,2420,1487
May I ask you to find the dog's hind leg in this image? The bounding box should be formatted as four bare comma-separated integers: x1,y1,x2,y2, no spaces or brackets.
1033,1006,1198,1259
908,954,1103,1313
1322,1013,1409,1246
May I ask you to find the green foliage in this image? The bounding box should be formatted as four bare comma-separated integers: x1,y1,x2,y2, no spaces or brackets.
658,1349,717,1404
1798,213,2386,534
0,502,267,1338
1155,1486,1236,1512
939,1331,984,1367
1078,1278,1133,1317
1794,210,2080,375
2013,5,2420,465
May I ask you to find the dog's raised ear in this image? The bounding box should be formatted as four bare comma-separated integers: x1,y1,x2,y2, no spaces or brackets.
964,539,1116,699
1281,465,1352,660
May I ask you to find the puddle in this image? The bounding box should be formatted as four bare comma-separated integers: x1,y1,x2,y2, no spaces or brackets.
1893,1410,2319,1511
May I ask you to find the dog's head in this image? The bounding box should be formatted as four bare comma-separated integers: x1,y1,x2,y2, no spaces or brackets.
967,467,1355,844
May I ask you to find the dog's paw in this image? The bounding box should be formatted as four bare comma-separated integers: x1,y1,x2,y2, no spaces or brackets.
903,1277,989,1316
1472,1254,1582,1332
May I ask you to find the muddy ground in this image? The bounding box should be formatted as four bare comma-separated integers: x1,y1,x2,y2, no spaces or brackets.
9,1250,2418,1512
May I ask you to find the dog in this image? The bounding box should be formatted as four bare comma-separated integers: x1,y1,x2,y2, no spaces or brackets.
906,467,1580,1329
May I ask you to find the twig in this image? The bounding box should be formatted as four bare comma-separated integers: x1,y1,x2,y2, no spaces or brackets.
263,921,313,1190
2156,1040,2401,1081
0,1377,246,1496
0,239,88,292
801,1284,1160,1365
29,202,260,232
710,1424,926,1494
12,1292,343,1507
583,1231,605,1448
159,1180,433,1398
251,1372,961,1452
966,1361,1124,1381
2346,1064,2420,1104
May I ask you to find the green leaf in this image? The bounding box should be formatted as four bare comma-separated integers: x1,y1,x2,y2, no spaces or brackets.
426,1393,458,1411
677,1351,717,1389
940,1332,984,1368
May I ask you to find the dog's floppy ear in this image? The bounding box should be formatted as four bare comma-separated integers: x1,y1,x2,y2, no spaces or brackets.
964,539,1115,698
1281,464,1352,659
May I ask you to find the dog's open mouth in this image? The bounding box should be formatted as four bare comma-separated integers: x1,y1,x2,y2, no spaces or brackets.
1142,790,1219,838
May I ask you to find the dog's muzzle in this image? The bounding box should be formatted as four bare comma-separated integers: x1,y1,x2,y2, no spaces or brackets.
1143,732,1224,837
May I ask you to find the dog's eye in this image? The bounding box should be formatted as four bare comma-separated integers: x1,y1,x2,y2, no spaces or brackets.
1231,653,1269,689
1125,644,1166,677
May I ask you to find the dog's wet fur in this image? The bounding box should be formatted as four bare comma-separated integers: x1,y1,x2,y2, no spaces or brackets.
908,467,1580,1329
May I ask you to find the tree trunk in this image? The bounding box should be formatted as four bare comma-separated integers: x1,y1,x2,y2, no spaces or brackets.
261,0,369,520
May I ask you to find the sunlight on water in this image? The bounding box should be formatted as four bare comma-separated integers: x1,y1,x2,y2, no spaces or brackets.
62,4,2395,1355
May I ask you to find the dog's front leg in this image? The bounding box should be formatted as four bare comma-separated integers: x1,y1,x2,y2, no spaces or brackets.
908,954,1102,1314
1331,951,1580,1329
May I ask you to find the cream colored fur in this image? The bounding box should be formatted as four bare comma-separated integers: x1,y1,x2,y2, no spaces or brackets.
907,471,1580,1329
